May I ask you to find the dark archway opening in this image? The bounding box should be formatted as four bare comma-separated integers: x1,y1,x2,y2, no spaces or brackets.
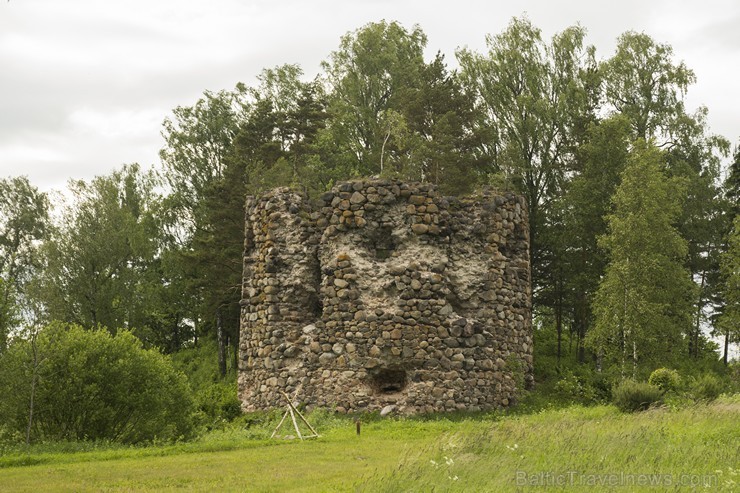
370,368,407,394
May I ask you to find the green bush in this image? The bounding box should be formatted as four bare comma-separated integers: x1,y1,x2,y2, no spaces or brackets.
170,340,226,390
550,368,612,405
727,362,740,392
648,368,681,393
0,323,195,444
612,380,662,412
554,371,598,403
690,373,725,401
170,341,242,427
196,381,242,426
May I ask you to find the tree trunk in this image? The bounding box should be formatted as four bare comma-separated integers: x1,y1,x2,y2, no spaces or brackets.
690,270,706,358
555,289,563,366
232,333,239,372
172,314,180,353
217,308,227,377
1,249,19,352
576,250,589,364
26,332,39,446
632,341,638,380
621,284,628,380
380,129,390,174
621,328,627,380
724,326,730,366
577,321,586,363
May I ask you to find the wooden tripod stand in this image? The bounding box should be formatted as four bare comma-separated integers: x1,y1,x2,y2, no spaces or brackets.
270,388,319,440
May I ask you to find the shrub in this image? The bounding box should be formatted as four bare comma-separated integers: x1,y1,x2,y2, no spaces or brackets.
554,371,598,403
171,341,242,427
727,362,740,392
648,368,681,393
690,373,724,401
196,381,243,426
0,323,195,444
550,368,612,405
170,340,227,390
612,380,662,412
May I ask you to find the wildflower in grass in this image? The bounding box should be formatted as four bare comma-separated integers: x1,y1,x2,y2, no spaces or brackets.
444,456,454,466
430,459,439,469
442,436,461,451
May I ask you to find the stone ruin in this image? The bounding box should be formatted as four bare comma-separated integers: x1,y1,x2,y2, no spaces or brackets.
238,179,532,415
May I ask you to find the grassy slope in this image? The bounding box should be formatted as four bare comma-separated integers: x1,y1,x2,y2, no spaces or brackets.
0,400,738,492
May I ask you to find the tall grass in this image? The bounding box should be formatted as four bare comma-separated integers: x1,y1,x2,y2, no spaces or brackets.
358,396,740,492
0,397,737,492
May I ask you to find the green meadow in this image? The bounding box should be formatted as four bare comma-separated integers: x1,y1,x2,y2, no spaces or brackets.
1,397,737,492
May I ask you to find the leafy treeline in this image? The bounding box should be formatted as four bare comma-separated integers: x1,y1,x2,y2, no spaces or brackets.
1,17,739,388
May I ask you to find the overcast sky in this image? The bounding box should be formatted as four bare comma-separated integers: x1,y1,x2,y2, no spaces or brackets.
1,0,738,192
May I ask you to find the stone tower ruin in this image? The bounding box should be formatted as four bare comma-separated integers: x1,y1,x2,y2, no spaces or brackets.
238,179,532,415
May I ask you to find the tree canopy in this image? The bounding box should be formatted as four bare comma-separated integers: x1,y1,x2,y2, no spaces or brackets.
588,140,695,377
0,17,737,407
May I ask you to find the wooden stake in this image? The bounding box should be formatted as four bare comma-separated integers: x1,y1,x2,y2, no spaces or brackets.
281,391,319,437
271,410,289,439
288,403,303,440
271,386,320,440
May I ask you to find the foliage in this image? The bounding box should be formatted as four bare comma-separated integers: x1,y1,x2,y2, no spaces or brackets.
729,362,740,389
717,215,740,361
611,379,663,412
0,323,195,444
589,140,695,377
602,31,695,142
157,68,331,370
170,341,241,427
322,20,428,176
648,368,681,392
648,368,681,393
458,17,598,280
0,278,19,350
689,373,725,401
0,176,50,350
194,381,242,427
35,165,164,334
169,340,224,390
552,370,609,404
550,116,632,362
159,88,247,222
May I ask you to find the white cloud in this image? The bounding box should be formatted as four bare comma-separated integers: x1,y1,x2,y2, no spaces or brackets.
0,143,69,165
0,0,737,191
67,108,163,141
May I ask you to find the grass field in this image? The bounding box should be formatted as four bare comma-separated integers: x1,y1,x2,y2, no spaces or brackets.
0,397,738,492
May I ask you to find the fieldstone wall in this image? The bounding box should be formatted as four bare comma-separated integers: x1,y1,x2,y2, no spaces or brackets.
238,179,532,415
